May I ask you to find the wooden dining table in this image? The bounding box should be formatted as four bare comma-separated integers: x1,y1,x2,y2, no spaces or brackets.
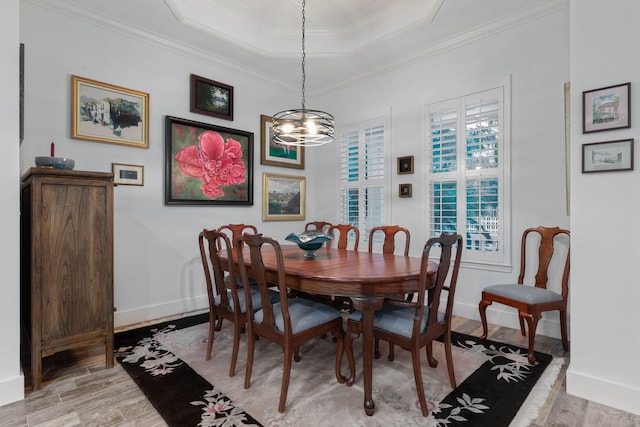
225,243,436,416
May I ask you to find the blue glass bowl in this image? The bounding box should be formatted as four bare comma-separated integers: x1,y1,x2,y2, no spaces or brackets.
285,231,332,257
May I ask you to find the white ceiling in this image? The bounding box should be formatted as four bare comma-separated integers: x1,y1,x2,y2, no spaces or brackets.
33,0,567,94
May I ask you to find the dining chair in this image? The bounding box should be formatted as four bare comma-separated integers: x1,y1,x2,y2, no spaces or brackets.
237,233,345,413
368,225,411,360
341,233,463,417
328,223,360,251
198,229,277,377
217,223,259,287
479,226,570,364
304,221,332,234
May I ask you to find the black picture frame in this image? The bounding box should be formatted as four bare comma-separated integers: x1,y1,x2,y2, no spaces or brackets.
397,155,414,174
581,138,634,173
190,74,234,121
165,116,253,205
582,82,631,133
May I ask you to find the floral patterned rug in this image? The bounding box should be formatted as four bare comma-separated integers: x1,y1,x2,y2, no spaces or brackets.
115,314,563,427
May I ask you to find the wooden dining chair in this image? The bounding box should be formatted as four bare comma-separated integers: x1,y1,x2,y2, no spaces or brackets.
341,233,463,417
198,229,277,377
217,223,259,287
368,225,411,359
479,226,570,364
328,223,360,251
305,221,332,234
237,233,345,413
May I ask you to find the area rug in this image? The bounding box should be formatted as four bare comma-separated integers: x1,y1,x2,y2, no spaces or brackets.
115,314,563,427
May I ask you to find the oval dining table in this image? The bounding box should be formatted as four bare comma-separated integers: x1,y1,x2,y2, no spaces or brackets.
225,244,436,416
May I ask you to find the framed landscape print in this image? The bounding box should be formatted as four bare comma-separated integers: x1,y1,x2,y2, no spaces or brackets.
582,139,634,173
190,74,234,121
262,172,305,221
582,82,631,133
71,75,149,148
260,115,305,169
165,116,253,205
112,163,144,186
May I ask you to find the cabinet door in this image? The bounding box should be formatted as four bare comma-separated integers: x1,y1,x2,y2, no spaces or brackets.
38,180,112,342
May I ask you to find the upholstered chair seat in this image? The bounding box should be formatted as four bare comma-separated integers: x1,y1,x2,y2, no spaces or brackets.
482,284,563,305
255,298,343,334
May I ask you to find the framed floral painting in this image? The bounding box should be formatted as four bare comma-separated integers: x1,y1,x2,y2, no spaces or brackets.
165,116,253,205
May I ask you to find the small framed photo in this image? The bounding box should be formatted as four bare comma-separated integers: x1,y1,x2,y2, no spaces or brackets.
112,163,144,186
399,183,412,198
190,74,234,121
582,82,631,133
260,115,305,169
165,116,253,205
397,155,414,174
71,75,149,148
582,139,634,173
263,172,305,221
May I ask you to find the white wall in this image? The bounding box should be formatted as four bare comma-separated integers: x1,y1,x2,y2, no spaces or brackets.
0,0,25,407
567,0,640,415
18,2,309,327
314,9,571,336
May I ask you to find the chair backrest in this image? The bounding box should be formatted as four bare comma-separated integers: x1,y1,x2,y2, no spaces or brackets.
328,224,360,250
236,233,291,335
198,229,239,310
518,226,570,298
415,233,463,329
368,225,410,255
305,221,332,234
217,223,258,249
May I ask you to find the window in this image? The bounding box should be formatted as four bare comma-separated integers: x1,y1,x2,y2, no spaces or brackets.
338,118,388,244
427,86,510,265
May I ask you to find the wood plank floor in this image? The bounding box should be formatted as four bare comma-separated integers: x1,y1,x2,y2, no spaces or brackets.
2,314,639,426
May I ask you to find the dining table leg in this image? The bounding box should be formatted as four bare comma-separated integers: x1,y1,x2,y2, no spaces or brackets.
349,296,385,416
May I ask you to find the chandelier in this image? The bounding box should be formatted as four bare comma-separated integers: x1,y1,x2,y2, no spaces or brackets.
272,0,335,147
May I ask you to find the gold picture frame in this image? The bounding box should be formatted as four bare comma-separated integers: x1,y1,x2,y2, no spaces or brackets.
262,172,306,221
112,163,144,186
71,75,149,148
260,115,305,169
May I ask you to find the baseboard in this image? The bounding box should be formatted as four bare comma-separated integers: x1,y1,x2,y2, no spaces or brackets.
566,367,640,416
0,373,25,406
114,295,208,328
453,300,564,340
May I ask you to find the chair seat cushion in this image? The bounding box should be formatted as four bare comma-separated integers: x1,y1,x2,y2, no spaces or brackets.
254,298,341,335
349,305,441,338
483,284,563,304
215,287,279,313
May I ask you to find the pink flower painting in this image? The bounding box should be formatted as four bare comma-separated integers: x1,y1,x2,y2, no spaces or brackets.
174,130,246,200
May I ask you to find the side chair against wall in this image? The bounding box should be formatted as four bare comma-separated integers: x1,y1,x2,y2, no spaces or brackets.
368,225,411,360
237,233,345,413
328,223,360,251
304,221,332,234
341,233,463,417
479,226,570,364
198,229,277,377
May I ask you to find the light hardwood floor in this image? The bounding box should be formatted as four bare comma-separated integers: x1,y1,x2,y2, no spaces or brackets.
2,314,639,426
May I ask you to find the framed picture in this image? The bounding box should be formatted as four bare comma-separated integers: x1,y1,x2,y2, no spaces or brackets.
260,115,305,169
112,163,144,186
399,183,412,198
165,116,253,205
71,75,149,148
263,172,305,221
397,155,414,174
582,82,631,133
582,139,634,173
190,74,233,121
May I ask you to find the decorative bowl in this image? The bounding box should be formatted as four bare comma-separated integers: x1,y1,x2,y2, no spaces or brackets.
35,156,75,170
285,231,332,258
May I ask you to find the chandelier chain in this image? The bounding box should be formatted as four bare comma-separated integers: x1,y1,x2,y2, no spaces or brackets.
301,0,306,110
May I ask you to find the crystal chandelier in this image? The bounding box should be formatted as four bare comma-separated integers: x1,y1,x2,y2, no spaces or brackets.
272,0,334,147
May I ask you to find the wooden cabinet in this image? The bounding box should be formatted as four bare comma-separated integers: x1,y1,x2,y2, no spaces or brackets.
21,168,114,390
